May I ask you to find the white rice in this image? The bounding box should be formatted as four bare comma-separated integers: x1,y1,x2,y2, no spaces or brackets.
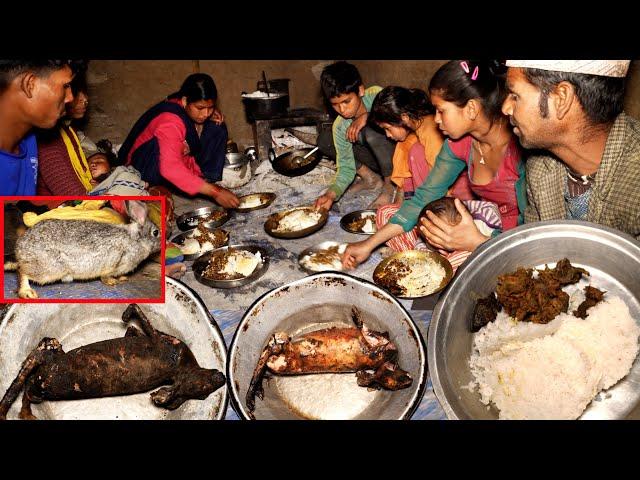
396,257,446,297
275,209,321,232
468,296,640,419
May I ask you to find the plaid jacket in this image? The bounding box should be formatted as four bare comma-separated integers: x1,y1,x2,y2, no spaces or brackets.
524,113,640,240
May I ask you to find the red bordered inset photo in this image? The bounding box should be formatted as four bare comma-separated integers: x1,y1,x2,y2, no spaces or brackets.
2,195,165,303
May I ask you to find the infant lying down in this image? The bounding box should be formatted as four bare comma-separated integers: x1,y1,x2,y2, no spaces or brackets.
419,197,502,272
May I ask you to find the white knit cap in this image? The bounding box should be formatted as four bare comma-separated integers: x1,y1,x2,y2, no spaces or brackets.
505,60,631,78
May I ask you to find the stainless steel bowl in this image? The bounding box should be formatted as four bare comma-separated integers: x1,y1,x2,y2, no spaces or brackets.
170,228,229,261
176,206,230,231
264,206,328,239
228,272,428,419
298,241,347,274
428,220,640,420
340,209,378,235
235,192,276,213
0,277,228,420
373,250,453,299
192,244,269,289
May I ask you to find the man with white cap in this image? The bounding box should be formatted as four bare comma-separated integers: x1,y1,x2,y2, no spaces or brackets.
502,60,640,239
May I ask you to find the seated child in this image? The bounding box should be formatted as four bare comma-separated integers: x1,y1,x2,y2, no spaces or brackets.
419,197,502,272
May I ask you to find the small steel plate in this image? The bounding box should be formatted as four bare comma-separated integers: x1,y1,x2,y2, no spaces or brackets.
170,228,229,261
340,209,378,235
373,250,453,299
235,192,276,213
176,206,230,231
264,206,328,239
192,244,269,289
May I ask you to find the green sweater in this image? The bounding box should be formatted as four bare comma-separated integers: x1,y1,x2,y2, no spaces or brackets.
327,86,382,199
389,140,528,234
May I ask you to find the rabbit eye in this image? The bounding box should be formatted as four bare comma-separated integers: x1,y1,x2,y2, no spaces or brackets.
152,229,159,237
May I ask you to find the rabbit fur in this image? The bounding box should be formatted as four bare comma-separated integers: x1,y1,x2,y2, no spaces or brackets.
13,200,162,299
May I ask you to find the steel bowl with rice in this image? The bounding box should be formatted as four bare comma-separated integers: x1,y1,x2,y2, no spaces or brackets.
428,221,640,420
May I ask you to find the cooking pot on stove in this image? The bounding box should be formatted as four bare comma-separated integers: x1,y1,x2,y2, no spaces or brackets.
269,147,322,177
242,92,289,121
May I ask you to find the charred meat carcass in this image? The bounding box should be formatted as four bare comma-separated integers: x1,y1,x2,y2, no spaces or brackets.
0,304,226,420
246,307,412,418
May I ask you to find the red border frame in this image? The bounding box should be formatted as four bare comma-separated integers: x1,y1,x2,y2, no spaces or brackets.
1,195,166,304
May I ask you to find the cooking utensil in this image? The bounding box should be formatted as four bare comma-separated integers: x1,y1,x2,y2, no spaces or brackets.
0,277,228,420
340,209,378,235
290,146,319,166
298,241,347,274
270,147,322,177
170,227,229,261
192,244,269,289
261,71,270,97
429,220,640,420
373,250,454,299
235,192,276,213
227,272,428,420
264,206,328,239
176,206,230,231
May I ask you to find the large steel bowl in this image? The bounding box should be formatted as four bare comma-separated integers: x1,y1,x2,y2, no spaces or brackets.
428,220,640,420
228,272,428,420
0,277,228,420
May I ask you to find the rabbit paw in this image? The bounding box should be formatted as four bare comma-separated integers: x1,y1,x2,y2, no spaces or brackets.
101,276,128,286
18,287,38,299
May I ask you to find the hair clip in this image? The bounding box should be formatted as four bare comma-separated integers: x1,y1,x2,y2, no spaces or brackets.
471,66,479,81
460,61,470,74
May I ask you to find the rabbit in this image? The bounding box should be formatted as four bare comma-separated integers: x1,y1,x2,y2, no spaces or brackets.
9,200,162,299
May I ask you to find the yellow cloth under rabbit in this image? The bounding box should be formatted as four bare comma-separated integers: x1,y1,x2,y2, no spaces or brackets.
22,200,126,227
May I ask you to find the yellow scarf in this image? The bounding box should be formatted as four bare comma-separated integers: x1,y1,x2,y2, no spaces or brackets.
23,200,125,227
59,126,93,191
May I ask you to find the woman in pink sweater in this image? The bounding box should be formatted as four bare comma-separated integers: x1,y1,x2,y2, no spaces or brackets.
118,73,239,208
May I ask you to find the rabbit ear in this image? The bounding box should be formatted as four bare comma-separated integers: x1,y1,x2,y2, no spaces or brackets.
126,200,148,226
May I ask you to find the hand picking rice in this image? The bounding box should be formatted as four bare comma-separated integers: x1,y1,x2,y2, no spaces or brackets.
468,296,640,419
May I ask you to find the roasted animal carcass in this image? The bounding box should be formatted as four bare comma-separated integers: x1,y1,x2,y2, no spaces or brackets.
246,307,413,418
0,304,226,420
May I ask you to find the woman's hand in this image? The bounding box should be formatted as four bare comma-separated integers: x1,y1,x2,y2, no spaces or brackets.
342,240,375,270
314,191,336,211
211,184,240,208
211,109,224,125
419,198,489,252
346,113,368,143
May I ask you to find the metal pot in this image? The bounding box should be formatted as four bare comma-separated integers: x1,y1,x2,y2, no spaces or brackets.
269,147,322,177
227,272,428,420
428,220,640,420
242,94,289,120
0,277,229,420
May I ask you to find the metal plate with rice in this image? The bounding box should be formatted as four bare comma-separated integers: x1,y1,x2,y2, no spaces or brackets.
235,192,276,213
340,209,378,235
170,228,229,261
298,241,347,274
176,206,230,231
192,244,269,289
264,206,328,239
373,250,453,299
0,277,228,420
428,221,640,420
227,272,427,419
